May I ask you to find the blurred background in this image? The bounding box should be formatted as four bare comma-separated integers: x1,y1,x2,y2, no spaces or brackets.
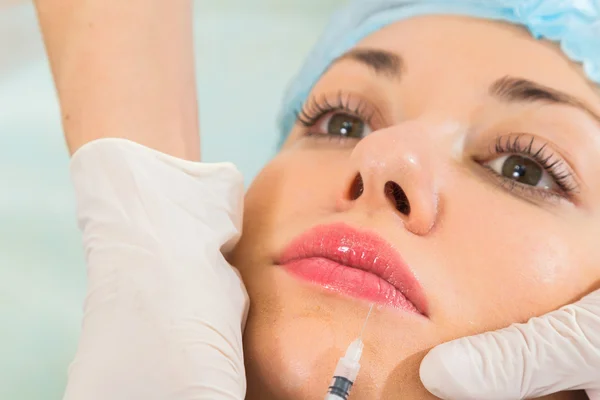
0,0,344,398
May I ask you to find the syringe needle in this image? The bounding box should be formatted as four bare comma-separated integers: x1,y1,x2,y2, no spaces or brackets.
359,303,375,339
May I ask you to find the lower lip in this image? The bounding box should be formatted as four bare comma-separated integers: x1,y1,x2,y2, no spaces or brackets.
283,257,419,313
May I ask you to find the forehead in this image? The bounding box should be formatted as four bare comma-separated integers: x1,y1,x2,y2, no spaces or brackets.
350,15,600,109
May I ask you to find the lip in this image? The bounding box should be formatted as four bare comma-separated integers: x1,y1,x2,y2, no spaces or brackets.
278,223,428,316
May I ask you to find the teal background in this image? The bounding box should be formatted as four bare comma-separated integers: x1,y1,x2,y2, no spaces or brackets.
0,1,343,398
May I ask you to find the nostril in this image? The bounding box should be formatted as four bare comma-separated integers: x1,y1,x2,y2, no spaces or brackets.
349,173,364,200
385,181,411,216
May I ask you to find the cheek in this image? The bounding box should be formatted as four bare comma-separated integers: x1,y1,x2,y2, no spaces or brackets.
244,152,347,231
234,151,349,290
431,181,597,334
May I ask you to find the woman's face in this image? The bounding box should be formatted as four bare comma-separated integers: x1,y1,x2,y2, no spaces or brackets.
231,15,600,399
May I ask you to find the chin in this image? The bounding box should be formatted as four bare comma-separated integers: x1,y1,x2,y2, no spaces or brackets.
239,266,438,399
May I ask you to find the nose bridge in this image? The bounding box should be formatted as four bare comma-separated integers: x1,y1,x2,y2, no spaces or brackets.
353,122,436,184
361,128,426,175
348,123,439,235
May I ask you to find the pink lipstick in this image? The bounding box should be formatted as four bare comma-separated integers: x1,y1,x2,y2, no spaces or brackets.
279,223,427,316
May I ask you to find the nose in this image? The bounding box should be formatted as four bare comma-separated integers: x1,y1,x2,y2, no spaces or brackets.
340,124,440,235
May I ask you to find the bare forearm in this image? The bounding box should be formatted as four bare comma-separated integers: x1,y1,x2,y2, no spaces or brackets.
35,0,200,160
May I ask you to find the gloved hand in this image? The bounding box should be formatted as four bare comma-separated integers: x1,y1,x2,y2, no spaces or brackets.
420,289,600,400
63,139,249,400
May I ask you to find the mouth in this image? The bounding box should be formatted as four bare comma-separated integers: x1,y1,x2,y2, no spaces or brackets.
278,223,428,316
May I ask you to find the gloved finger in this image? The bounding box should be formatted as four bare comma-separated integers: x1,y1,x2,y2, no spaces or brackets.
419,290,600,400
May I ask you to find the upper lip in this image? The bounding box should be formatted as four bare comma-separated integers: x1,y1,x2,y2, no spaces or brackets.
278,222,428,316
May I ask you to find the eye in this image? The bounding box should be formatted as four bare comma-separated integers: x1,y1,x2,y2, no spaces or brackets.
317,112,373,138
485,154,557,190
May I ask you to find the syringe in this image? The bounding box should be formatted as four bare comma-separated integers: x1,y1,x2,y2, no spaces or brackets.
324,304,374,400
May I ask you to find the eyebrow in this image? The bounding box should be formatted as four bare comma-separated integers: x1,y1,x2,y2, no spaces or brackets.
333,50,600,125
333,48,403,78
490,76,600,124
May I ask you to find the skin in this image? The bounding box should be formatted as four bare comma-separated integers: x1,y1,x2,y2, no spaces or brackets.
35,0,200,160
231,15,600,399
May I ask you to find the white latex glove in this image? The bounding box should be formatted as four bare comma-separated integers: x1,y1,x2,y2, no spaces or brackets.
420,290,600,400
64,139,249,400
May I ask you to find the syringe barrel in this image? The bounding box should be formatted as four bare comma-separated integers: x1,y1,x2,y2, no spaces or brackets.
334,357,361,383
324,357,360,400
324,339,364,400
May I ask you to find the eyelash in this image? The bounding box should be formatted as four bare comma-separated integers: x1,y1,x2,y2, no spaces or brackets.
483,135,579,202
295,92,376,133
294,93,579,203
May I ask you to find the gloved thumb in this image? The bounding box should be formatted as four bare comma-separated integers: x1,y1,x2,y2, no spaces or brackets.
419,290,600,400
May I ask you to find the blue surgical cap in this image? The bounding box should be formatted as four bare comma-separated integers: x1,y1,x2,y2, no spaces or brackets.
277,0,600,143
